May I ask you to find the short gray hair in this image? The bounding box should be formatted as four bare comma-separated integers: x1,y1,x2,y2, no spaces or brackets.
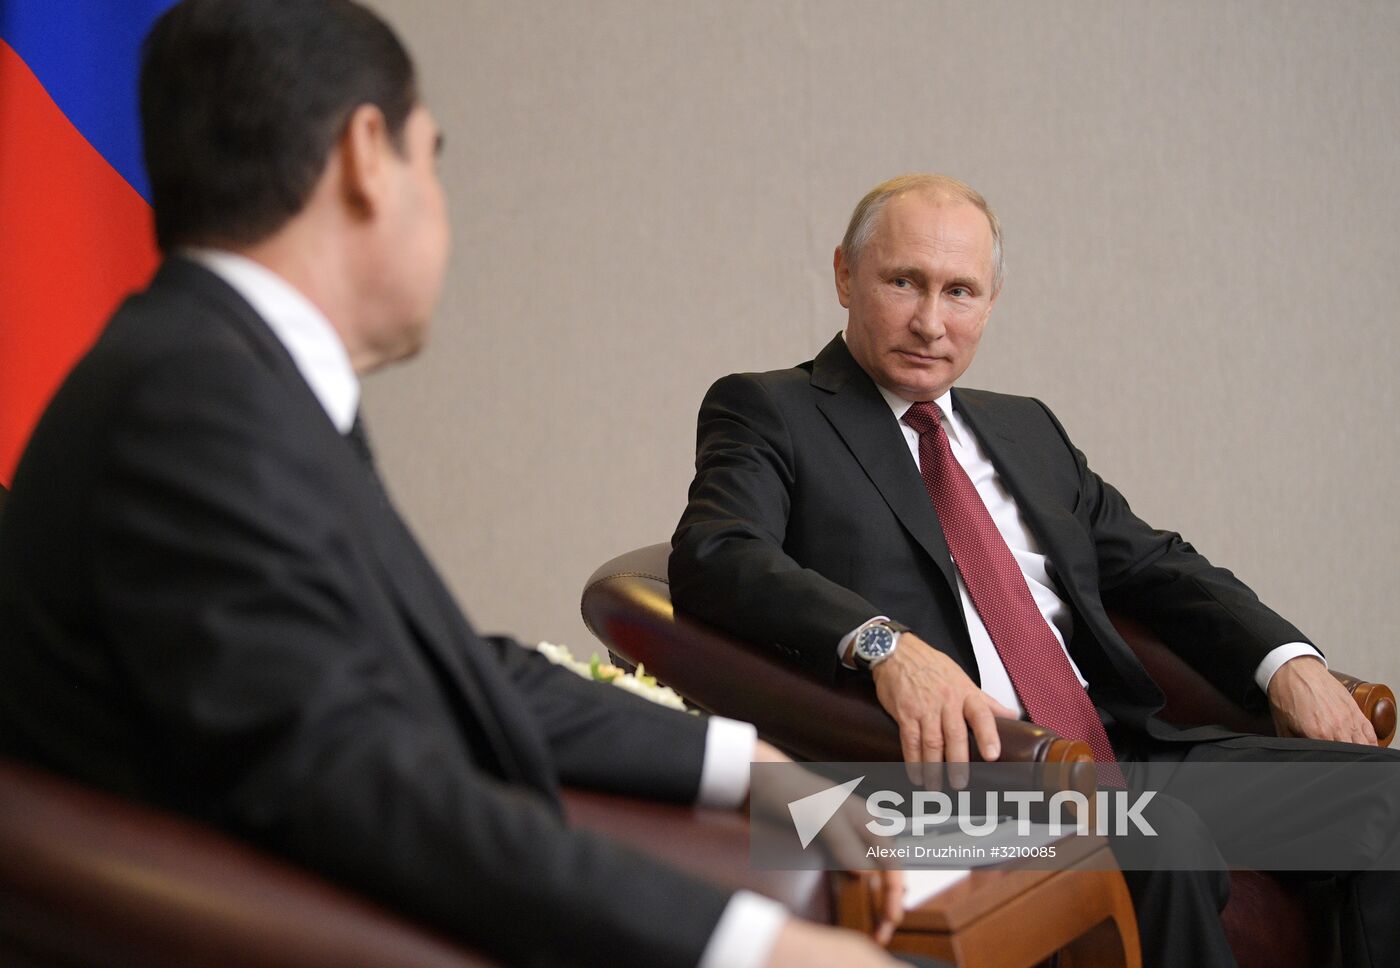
840,173,1004,294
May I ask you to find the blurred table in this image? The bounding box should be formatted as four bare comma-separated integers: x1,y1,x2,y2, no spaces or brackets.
839,835,1139,968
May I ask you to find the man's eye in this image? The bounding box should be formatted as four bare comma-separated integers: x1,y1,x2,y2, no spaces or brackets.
891,278,911,288
949,286,970,298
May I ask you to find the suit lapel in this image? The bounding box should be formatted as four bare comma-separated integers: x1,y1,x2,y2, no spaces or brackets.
807,339,1092,631
811,337,959,598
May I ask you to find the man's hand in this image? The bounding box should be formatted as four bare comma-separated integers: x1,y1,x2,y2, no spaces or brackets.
871,634,1017,779
749,740,904,944
1267,656,1378,746
763,920,907,967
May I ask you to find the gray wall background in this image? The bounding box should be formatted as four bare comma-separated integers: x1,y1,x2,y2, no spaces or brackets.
362,0,1400,692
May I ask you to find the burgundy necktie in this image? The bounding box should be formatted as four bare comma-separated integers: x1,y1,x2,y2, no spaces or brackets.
903,401,1124,786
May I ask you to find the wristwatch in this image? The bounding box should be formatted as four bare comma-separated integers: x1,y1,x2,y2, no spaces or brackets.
851,620,910,671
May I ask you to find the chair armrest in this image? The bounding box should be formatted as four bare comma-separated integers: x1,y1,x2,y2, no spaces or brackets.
562,788,832,923
1111,614,1396,747
0,758,495,968
582,546,1094,783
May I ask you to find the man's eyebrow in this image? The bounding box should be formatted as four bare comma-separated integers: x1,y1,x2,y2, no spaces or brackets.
946,275,981,291
886,265,926,280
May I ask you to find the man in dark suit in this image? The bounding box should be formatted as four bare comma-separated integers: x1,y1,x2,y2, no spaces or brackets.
670,173,1399,968
0,3,925,966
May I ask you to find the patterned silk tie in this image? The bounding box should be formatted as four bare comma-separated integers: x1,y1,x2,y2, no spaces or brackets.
903,401,1124,786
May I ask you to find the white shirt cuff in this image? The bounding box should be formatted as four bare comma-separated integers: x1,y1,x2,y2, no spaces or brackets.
838,615,889,669
1255,642,1326,693
696,890,789,968
698,716,757,808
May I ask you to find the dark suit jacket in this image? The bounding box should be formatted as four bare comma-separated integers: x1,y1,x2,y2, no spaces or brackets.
0,258,730,968
670,335,1311,741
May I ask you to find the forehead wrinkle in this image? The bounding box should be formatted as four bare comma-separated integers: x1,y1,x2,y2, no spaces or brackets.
868,234,990,278
867,205,993,283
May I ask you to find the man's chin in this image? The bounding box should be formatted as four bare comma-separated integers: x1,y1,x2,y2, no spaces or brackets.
887,369,951,402
394,333,428,365
358,330,428,375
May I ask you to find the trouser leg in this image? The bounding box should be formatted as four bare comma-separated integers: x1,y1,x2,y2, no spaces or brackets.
1118,866,1235,968
1108,784,1236,968
1170,737,1400,968
1344,870,1400,968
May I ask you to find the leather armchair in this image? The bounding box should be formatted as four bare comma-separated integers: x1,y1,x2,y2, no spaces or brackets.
0,757,496,968
0,759,830,967
581,543,1397,968
582,545,1095,786
1109,612,1395,968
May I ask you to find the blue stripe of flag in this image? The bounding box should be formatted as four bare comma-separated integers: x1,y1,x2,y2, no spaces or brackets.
1,0,181,203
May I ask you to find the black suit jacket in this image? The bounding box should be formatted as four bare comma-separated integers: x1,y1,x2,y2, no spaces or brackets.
0,259,730,968
671,335,1312,740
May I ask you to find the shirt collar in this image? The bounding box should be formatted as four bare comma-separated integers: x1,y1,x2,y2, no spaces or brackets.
874,382,952,421
181,247,359,433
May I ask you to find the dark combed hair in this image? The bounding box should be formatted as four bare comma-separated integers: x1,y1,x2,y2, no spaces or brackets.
140,0,417,251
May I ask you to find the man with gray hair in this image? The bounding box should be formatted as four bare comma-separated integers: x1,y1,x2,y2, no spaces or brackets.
671,173,1399,967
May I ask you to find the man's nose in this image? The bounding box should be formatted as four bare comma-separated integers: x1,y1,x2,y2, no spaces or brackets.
909,297,947,340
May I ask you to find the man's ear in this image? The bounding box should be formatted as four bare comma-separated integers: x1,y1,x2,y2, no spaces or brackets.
833,245,852,308
337,103,392,218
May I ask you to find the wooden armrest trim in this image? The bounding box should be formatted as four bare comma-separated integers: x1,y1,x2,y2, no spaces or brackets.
1333,672,1397,747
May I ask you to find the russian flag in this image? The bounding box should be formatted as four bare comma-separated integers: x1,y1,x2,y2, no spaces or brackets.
1,1,177,487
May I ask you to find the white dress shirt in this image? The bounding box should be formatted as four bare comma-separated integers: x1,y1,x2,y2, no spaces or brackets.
184,248,360,433
841,383,1322,710
184,249,785,968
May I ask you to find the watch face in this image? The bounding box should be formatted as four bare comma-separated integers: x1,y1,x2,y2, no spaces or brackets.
857,625,895,661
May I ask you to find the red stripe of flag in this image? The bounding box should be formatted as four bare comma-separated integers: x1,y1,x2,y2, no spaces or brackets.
0,39,160,487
